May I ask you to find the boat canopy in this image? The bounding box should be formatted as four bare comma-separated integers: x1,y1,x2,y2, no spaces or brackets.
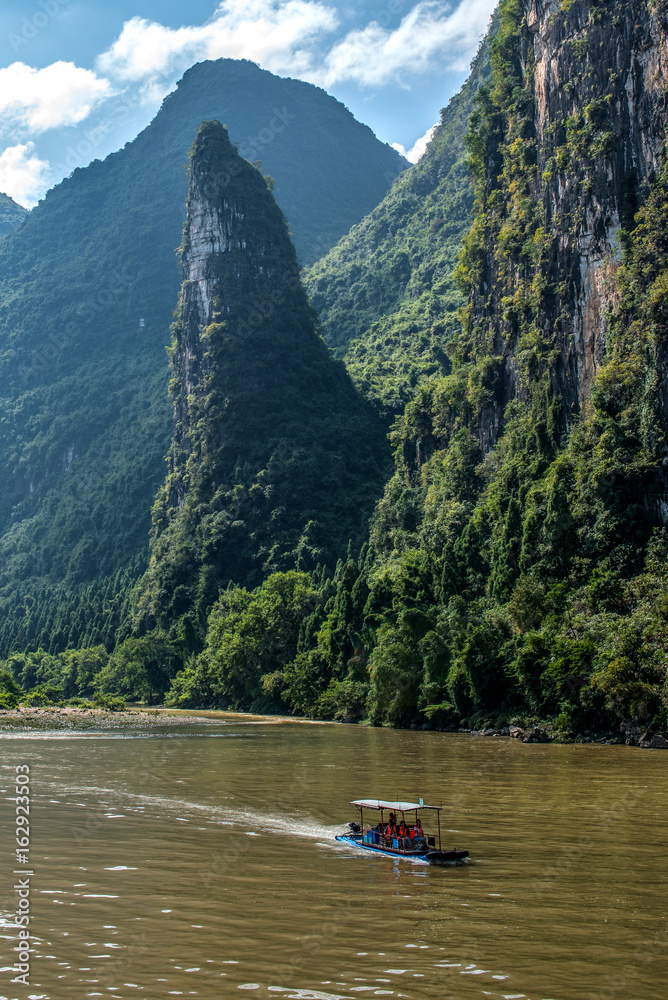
350,799,441,812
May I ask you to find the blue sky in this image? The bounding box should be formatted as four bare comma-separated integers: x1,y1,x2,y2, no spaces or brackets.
0,0,498,206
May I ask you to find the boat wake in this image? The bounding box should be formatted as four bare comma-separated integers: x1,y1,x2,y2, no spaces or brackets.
42,780,344,846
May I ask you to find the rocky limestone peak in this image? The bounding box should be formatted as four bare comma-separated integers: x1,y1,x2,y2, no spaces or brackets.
170,120,310,484
143,120,390,625
176,121,302,399
182,120,300,332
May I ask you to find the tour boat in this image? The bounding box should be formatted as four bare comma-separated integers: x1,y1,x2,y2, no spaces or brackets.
335,798,469,865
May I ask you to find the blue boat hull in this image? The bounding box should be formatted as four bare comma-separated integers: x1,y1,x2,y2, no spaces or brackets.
335,833,468,865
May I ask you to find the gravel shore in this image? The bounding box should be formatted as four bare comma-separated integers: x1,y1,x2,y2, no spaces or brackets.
0,706,218,730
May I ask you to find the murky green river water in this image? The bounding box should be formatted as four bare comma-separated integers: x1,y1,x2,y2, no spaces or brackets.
0,715,666,1000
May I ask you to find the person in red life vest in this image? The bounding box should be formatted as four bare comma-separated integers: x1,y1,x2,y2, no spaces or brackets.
409,819,425,848
385,813,397,837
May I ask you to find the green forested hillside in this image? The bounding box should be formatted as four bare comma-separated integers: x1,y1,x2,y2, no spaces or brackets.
0,58,405,654
0,193,27,237
303,23,494,415
0,563,138,660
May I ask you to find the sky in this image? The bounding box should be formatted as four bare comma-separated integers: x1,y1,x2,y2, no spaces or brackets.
0,0,498,207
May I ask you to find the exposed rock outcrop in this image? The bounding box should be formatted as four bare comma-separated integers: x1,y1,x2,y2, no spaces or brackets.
528,0,668,412
168,121,308,505
468,0,668,450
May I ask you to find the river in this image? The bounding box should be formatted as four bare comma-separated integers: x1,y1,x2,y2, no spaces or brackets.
0,715,666,1000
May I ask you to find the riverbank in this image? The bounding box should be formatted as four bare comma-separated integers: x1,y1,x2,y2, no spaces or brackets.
2,704,667,747
451,722,668,748
0,705,219,730
0,705,331,731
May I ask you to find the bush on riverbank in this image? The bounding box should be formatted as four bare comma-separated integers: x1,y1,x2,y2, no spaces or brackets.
0,669,21,709
0,640,150,709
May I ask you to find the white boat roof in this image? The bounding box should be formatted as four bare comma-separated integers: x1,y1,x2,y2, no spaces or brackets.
351,799,441,812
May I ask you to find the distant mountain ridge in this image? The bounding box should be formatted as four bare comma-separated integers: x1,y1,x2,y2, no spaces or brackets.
146,58,407,265
0,57,406,608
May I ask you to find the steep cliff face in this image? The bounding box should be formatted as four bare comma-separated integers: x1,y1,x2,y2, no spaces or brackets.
166,122,304,503
143,121,390,638
381,0,668,541
529,0,668,413
461,0,668,453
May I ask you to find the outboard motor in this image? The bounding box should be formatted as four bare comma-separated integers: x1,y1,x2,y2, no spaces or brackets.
348,821,361,834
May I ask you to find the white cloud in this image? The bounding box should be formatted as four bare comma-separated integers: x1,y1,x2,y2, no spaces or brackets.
97,0,339,84
0,61,112,132
0,143,50,207
316,0,496,88
94,1,498,126
0,0,497,208
392,123,436,163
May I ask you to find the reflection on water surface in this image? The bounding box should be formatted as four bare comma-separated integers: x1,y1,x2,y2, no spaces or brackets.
0,718,666,999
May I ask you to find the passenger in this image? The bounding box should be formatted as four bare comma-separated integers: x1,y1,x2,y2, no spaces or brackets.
386,813,397,837
410,819,424,840
410,819,426,848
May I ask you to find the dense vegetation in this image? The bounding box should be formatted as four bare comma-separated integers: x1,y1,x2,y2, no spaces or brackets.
0,59,405,655
0,633,178,709
0,193,27,237
304,24,494,417
3,3,668,741
0,561,140,660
